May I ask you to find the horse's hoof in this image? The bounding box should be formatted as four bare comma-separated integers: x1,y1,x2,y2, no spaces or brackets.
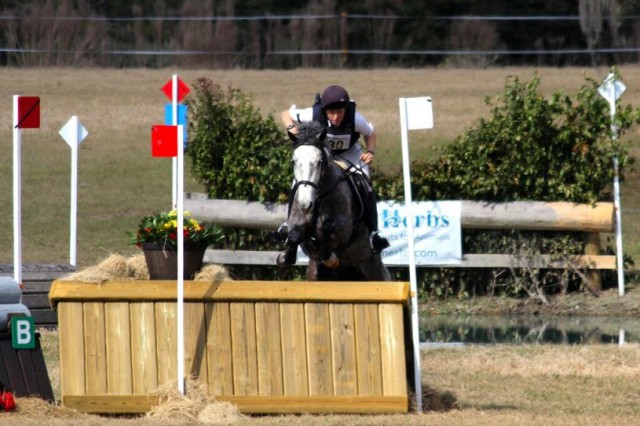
276,250,297,266
323,254,340,269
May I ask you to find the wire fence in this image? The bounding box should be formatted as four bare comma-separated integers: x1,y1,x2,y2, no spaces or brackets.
1,13,638,68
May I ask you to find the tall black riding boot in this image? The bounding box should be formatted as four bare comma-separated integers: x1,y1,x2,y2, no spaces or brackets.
366,188,390,254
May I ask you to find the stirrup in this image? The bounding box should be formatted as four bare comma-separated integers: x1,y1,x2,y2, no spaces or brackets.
276,246,297,266
277,222,289,236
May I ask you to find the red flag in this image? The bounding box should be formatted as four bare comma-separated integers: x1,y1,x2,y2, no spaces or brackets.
16,96,40,129
151,125,178,157
161,78,190,102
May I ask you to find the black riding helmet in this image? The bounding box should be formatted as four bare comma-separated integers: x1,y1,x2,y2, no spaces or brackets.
320,85,350,110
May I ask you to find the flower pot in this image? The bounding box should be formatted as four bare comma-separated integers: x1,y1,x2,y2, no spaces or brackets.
141,242,207,280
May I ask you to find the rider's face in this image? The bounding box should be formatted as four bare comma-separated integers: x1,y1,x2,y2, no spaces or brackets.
325,107,346,126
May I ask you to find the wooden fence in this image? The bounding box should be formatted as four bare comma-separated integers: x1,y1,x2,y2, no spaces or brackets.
49,279,411,414
186,195,617,290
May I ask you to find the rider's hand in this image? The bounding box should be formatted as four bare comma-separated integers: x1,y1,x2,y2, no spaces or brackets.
361,151,375,165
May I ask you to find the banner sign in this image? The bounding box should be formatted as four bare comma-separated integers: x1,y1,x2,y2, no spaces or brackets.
378,200,462,265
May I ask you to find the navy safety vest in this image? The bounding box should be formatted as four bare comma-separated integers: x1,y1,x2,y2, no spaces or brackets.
312,93,361,153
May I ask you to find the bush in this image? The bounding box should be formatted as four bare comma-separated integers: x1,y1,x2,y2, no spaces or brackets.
378,70,639,299
185,77,302,280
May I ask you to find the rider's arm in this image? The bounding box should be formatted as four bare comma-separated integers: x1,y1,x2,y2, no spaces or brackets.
281,109,296,131
282,106,313,134
356,112,377,164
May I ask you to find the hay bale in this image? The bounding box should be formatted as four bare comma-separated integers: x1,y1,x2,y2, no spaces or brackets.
127,253,151,280
194,264,231,282
59,253,232,284
59,254,130,283
147,379,244,424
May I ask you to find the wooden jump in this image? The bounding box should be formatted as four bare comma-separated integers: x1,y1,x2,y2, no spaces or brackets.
49,280,412,414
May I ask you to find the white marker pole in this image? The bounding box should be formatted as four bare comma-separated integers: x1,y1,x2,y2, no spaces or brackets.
172,74,179,209
12,96,23,285
70,126,78,267
177,124,185,395
59,116,88,267
598,73,625,296
399,97,422,413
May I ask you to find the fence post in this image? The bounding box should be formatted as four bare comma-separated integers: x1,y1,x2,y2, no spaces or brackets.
584,232,602,292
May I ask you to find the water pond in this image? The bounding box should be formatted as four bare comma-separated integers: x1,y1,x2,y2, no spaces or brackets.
420,315,640,345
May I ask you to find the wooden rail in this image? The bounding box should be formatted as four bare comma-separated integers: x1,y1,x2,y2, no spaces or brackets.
187,196,617,290
185,194,615,232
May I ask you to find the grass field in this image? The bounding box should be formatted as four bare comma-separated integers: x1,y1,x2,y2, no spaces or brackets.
1,66,639,268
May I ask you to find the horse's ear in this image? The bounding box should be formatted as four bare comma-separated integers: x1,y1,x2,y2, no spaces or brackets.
288,129,298,143
316,127,327,141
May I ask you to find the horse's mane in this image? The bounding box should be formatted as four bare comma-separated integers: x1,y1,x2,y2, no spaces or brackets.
292,121,328,151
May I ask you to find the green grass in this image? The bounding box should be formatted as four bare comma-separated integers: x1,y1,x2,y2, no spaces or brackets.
1,66,639,267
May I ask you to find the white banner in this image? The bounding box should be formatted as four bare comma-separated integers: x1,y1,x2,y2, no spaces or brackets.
378,200,462,265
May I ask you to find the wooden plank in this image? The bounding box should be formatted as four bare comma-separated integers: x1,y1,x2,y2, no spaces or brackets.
185,196,614,232
353,304,383,395
329,303,357,396
61,394,408,414
217,395,409,414
205,250,617,269
49,280,410,304
58,302,85,398
21,293,51,309
129,302,158,394
229,302,258,395
154,302,177,386
0,338,27,395
104,302,132,395
255,302,283,395
280,303,308,396
82,302,107,395
305,303,332,396
16,334,55,402
443,254,617,269
184,302,208,382
205,302,234,395
378,304,407,396
27,309,58,327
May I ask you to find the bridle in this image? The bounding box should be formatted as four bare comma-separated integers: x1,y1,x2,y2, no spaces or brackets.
289,139,344,215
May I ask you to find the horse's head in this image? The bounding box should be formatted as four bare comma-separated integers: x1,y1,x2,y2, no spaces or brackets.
289,122,330,216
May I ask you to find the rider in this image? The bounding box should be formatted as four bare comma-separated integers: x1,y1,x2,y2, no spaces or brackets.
277,84,390,265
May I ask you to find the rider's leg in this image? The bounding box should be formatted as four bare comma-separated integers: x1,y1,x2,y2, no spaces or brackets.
365,186,390,254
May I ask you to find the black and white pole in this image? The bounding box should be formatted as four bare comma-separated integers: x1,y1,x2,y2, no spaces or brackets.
598,72,626,297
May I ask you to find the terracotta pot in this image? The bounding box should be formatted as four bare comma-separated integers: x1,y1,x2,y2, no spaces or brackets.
141,241,207,280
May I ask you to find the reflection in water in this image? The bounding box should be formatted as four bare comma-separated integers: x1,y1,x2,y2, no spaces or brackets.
420,315,640,345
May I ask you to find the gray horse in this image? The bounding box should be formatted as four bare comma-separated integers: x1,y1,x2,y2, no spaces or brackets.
277,121,391,281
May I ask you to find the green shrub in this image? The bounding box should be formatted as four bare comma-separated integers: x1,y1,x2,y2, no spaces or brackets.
186,77,292,202
378,70,639,300
185,77,302,280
